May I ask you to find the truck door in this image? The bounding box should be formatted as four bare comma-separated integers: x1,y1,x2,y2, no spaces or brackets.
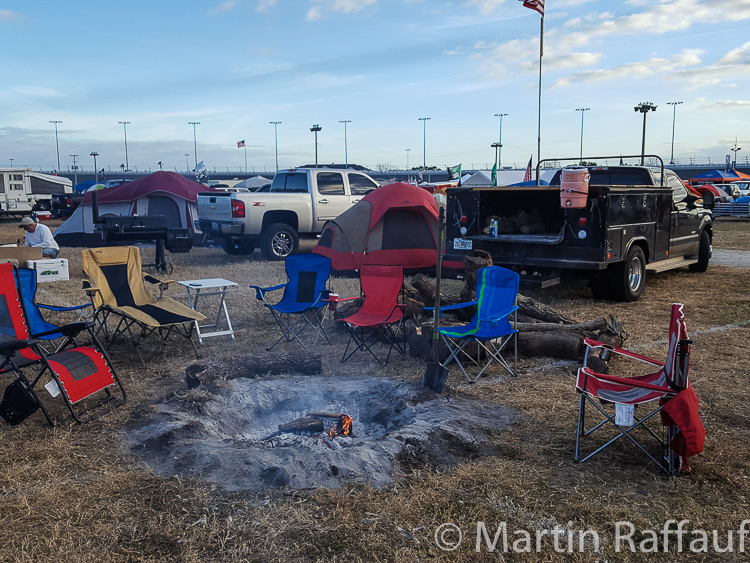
314,171,351,230
668,175,700,258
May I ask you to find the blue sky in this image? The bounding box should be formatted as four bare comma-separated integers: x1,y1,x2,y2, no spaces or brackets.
1,0,749,174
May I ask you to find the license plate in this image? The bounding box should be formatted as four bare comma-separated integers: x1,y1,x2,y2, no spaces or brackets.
453,238,472,250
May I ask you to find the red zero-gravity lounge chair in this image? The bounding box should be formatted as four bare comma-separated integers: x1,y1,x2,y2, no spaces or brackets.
575,303,705,473
0,263,125,425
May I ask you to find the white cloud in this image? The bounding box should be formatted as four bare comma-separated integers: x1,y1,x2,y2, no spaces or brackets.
465,0,506,14
306,0,376,20
256,0,277,12
718,41,750,65
550,49,703,87
0,9,21,21
211,1,239,14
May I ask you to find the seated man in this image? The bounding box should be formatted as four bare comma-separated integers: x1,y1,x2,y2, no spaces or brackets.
19,216,60,258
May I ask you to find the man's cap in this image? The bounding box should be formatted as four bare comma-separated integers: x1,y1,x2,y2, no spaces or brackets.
18,217,35,228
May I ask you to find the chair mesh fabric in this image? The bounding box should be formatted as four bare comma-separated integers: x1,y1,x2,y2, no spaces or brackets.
15,268,58,338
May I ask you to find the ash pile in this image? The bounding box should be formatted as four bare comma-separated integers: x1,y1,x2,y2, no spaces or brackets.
127,375,517,491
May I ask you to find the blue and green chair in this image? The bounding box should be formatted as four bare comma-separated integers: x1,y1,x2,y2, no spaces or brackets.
435,266,519,382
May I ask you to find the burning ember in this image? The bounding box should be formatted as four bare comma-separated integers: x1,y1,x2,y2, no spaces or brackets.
330,414,353,438
262,411,354,442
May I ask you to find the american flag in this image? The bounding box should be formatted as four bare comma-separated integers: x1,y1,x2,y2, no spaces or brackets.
237,140,245,148
523,156,533,182
520,0,544,16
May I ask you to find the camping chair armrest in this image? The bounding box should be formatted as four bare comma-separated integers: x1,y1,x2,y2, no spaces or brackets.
423,300,477,313
312,289,332,307
0,338,40,355
486,305,520,323
250,283,287,301
423,300,477,319
333,296,361,303
143,274,176,286
37,302,92,312
82,281,101,296
34,321,94,339
583,337,665,367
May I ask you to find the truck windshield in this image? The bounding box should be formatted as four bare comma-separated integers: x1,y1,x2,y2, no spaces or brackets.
271,173,308,192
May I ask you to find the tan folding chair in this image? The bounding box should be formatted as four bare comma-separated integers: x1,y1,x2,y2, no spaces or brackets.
82,246,205,364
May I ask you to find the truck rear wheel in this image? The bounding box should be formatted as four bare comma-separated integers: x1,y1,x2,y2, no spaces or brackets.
688,230,711,272
221,237,256,256
611,245,646,302
259,223,298,261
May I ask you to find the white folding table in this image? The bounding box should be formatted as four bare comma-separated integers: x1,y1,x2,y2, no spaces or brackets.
178,278,238,343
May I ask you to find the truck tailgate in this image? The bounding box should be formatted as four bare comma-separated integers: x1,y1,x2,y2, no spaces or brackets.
197,192,233,221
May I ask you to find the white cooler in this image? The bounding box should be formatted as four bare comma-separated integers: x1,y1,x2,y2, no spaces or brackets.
26,259,69,282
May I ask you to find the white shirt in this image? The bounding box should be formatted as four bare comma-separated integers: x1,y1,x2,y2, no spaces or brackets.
24,223,59,251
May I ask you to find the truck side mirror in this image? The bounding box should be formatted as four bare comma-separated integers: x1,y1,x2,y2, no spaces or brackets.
702,191,715,210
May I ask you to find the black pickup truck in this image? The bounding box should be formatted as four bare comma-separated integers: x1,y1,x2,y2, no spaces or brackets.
443,158,714,301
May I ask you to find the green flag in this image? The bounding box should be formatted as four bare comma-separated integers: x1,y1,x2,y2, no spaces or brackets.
491,163,497,186
448,164,462,180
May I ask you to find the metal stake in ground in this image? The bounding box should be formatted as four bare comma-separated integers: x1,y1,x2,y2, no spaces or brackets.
423,206,449,392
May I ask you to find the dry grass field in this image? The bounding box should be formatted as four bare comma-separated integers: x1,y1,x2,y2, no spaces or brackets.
1,217,749,562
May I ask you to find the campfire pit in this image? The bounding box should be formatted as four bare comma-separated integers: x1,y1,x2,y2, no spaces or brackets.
128,375,516,491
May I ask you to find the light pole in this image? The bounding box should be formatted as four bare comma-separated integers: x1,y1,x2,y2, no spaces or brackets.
70,154,78,184
666,101,682,165
339,120,351,167
49,120,62,171
310,124,322,166
188,121,200,169
494,113,507,169
634,102,657,165
270,121,281,171
575,108,590,165
9,158,13,167
406,148,410,170
184,153,190,171
731,138,742,170
118,121,131,172
90,152,99,184
418,117,430,168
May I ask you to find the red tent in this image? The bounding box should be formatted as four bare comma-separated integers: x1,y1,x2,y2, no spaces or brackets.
313,182,439,272
82,171,211,204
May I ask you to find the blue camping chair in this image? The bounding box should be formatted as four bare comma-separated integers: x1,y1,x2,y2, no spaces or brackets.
434,266,519,383
15,268,92,344
250,254,332,352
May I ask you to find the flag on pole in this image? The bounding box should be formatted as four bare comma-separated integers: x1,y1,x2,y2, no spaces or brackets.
491,163,498,187
237,140,245,148
523,156,533,182
448,164,462,180
520,0,544,16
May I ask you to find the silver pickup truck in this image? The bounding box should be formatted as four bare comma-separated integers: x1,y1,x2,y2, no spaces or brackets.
197,167,379,259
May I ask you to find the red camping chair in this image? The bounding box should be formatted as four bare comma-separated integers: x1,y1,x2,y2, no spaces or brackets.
0,263,125,425
575,303,704,473
337,264,406,366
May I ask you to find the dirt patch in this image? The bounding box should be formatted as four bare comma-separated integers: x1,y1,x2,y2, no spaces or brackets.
127,374,517,491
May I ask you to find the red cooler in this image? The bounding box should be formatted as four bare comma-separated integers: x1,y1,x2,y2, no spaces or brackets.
560,166,590,208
